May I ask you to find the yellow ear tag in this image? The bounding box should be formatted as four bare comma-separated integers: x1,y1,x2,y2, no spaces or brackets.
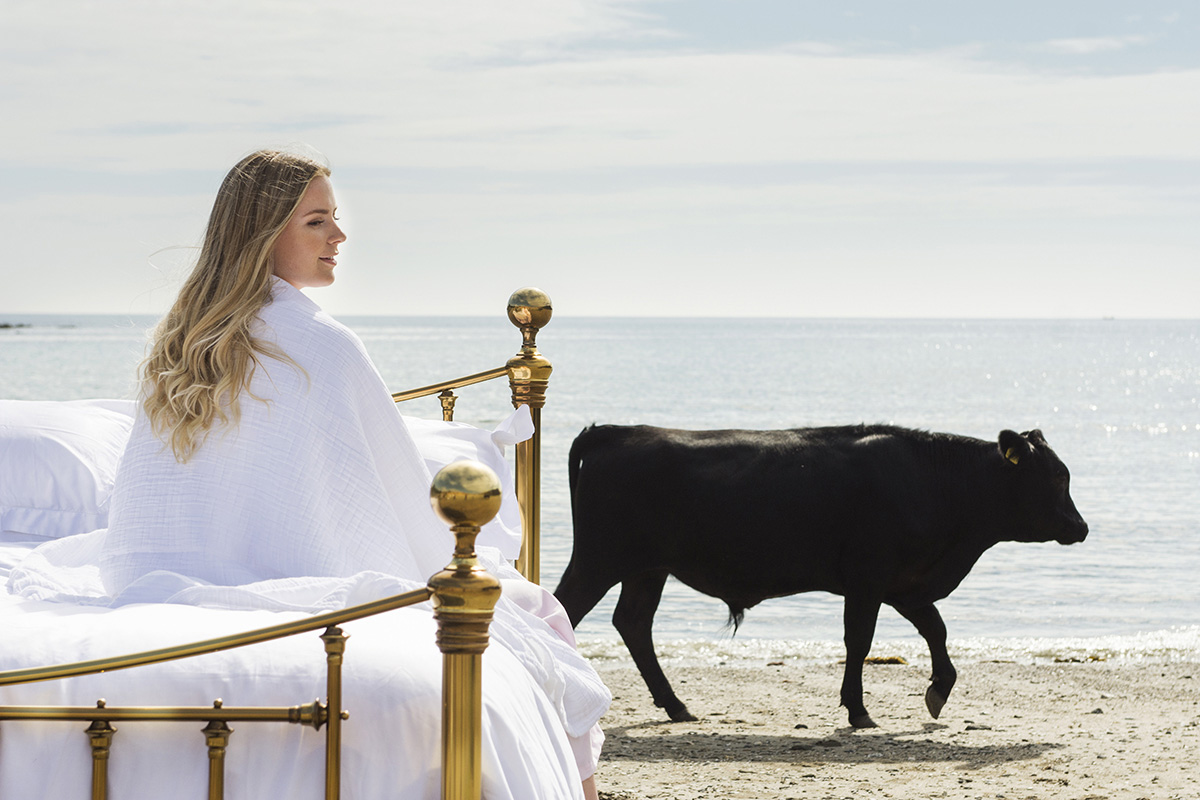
1004,447,1020,465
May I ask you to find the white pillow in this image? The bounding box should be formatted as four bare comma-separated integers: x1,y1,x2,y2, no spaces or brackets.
0,399,136,540
0,399,532,557
402,404,533,560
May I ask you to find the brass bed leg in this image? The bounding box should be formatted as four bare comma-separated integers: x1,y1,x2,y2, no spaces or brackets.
202,702,232,800
86,701,115,800
506,288,552,585
513,416,542,584
321,626,348,800
428,461,504,800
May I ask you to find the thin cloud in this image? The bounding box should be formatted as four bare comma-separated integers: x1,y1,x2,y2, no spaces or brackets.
1035,36,1150,55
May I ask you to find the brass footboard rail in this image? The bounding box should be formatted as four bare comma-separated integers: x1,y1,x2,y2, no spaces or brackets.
391,287,552,586
0,460,505,800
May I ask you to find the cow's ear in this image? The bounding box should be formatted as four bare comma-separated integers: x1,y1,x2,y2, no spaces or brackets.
1024,429,1047,446
998,429,1029,466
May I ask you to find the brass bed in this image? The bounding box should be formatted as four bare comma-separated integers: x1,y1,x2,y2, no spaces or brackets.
0,288,555,800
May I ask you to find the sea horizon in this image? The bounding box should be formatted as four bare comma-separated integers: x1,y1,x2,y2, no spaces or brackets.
4,314,1198,652
4,312,1199,324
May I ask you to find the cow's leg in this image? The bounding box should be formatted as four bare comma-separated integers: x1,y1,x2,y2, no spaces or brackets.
841,592,882,729
554,558,619,629
895,603,957,720
612,570,695,722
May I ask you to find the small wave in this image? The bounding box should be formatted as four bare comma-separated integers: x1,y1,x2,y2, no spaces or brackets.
576,625,1200,666
950,625,1200,664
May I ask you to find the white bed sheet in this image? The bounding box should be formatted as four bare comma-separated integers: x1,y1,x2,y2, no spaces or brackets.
0,541,584,800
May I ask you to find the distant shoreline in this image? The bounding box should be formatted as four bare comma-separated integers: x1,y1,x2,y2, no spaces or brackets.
4,313,1200,324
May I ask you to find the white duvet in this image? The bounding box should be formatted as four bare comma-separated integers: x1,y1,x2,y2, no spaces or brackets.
0,278,609,798
0,542,585,799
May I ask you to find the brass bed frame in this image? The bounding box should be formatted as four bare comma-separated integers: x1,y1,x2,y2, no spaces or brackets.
0,288,554,800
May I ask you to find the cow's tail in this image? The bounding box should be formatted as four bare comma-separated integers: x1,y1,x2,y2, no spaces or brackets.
566,422,595,522
567,424,596,524
725,604,747,634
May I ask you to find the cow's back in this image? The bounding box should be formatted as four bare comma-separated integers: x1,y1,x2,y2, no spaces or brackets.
568,424,942,595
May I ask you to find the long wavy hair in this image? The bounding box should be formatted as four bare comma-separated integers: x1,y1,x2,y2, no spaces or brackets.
142,149,330,462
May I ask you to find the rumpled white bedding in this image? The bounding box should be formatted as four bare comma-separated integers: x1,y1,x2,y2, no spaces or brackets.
0,541,584,799
1,278,610,798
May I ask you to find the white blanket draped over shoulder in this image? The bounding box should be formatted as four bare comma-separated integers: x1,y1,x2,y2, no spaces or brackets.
7,277,610,740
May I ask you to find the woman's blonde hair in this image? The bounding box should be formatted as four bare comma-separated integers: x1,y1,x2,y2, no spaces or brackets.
142,149,330,462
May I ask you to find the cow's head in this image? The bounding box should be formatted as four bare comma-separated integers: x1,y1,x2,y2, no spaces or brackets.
997,429,1089,545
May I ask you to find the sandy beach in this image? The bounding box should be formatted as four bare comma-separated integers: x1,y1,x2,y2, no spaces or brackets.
591,655,1200,800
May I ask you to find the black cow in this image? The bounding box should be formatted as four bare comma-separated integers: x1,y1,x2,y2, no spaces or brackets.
554,424,1088,728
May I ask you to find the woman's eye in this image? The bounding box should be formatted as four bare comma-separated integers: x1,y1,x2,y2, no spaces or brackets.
308,219,324,226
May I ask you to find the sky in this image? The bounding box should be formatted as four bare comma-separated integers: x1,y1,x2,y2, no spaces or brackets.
2,0,1198,318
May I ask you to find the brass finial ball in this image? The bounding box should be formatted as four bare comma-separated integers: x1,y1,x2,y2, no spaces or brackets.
429,460,503,528
507,287,552,330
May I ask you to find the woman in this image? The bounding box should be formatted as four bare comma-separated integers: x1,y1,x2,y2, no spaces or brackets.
139,149,346,464
97,149,463,596
11,149,607,799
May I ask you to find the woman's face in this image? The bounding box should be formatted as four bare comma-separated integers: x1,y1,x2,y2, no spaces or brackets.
272,175,346,289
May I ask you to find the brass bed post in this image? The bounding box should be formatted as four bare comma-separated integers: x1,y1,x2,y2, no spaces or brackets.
321,626,349,800
439,390,458,422
428,461,503,800
505,288,552,585
202,704,232,800
86,703,115,800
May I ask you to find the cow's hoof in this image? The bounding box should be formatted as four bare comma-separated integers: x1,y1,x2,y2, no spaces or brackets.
925,685,948,719
667,706,698,723
849,713,878,729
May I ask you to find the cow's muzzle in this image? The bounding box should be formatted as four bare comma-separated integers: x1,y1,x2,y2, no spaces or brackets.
1056,517,1089,545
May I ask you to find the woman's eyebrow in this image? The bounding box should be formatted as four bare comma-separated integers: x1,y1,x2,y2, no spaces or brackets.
302,207,332,216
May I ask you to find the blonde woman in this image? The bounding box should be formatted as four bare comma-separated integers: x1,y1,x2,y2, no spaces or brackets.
140,149,345,465
10,149,607,799
98,149,459,592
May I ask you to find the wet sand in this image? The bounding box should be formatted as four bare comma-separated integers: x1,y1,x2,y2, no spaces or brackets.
592,657,1200,799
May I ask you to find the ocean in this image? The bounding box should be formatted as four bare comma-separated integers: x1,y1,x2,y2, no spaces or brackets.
3,313,1198,664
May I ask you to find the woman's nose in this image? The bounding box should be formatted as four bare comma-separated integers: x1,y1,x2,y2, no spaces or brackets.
330,222,346,243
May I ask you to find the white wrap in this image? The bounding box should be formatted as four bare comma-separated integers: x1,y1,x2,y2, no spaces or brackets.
6,278,609,751
102,277,459,594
